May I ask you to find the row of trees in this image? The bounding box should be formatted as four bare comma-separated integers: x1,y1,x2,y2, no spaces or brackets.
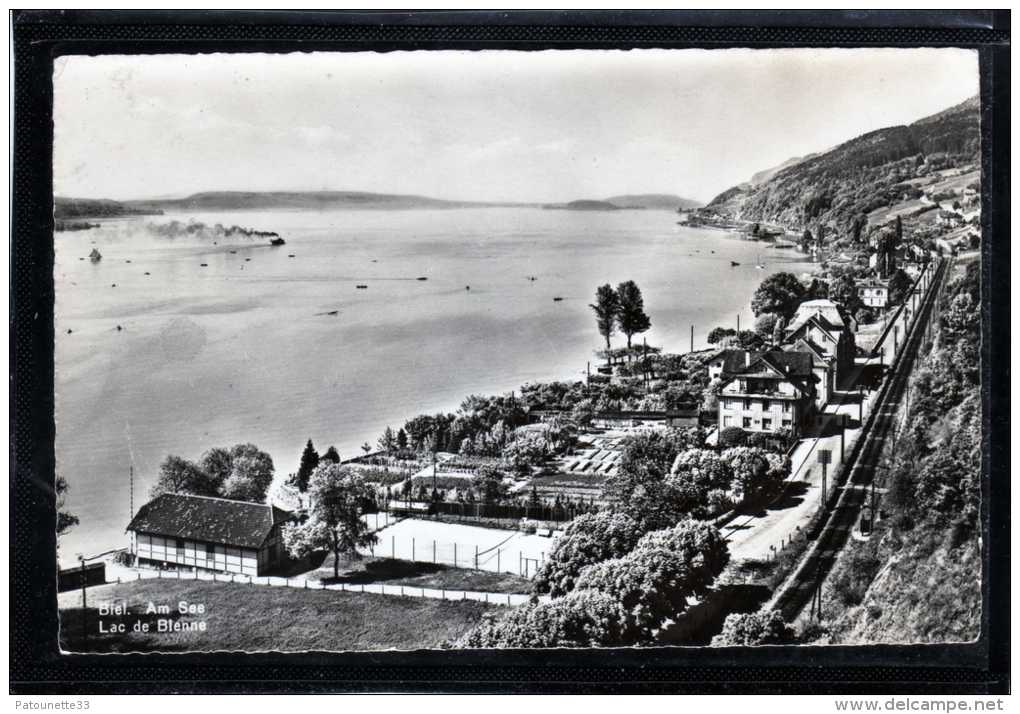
150,443,275,503
462,516,729,647
590,280,652,355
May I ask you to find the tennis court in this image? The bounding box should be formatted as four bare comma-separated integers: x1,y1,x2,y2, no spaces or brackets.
359,518,558,578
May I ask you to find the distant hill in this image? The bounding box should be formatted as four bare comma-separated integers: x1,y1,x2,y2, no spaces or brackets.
747,154,818,186
699,94,980,234
124,191,531,213
602,194,702,211
542,199,621,211
54,196,163,219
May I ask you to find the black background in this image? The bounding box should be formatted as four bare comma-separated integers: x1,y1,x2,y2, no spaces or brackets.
10,9,1011,695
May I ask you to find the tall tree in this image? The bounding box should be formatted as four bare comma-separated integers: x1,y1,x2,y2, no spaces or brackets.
590,284,621,355
615,280,652,350
282,464,379,579
218,444,275,503
150,455,220,499
294,439,320,492
321,445,341,464
56,475,79,539
377,426,397,453
750,272,807,319
396,428,408,451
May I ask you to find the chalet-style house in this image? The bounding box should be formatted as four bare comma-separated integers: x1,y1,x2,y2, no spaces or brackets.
783,299,856,388
715,349,818,436
857,279,890,311
127,493,293,576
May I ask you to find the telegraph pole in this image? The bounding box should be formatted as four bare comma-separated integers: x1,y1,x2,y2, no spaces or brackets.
690,325,694,354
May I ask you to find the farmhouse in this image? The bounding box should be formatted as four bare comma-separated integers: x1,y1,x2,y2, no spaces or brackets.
716,349,818,437
126,493,294,577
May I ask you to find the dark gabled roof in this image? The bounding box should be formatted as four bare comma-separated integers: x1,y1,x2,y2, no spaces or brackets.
126,493,291,549
718,349,818,396
785,337,831,366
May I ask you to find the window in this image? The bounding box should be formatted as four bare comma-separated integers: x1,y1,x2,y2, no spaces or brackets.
782,418,792,428
744,399,751,410
783,402,792,413
743,417,752,429
762,418,772,431
738,379,746,392
176,539,185,550
762,399,771,411
723,416,733,427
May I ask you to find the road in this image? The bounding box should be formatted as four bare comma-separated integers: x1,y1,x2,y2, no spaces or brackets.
771,259,948,620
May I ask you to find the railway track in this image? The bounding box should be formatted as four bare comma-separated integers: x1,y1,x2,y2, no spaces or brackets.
771,258,949,620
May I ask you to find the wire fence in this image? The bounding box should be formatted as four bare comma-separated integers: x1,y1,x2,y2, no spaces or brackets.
115,566,533,606
364,534,549,578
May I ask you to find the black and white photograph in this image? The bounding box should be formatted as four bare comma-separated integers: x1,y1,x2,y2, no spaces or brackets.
46,44,988,655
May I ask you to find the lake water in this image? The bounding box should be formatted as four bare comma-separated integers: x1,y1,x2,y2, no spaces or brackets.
54,207,812,560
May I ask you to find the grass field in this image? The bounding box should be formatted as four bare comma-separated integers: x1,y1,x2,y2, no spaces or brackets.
304,555,534,594
57,578,494,653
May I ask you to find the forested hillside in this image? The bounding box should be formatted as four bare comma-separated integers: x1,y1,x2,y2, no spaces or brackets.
805,256,981,644
702,95,980,237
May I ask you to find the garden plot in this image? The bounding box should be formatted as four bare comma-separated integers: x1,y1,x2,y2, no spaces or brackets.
361,518,557,578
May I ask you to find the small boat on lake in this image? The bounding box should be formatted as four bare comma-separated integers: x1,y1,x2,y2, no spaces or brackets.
730,261,740,267
200,263,208,267
88,248,102,262
416,276,428,281
356,284,368,289
553,297,564,302
270,237,286,246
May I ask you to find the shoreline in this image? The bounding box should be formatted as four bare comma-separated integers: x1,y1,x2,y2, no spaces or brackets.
55,215,816,561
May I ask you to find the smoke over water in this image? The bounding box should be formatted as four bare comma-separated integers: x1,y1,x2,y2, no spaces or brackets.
145,220,280,241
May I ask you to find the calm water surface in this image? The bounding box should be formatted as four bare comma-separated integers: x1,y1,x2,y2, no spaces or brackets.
55,207,812,559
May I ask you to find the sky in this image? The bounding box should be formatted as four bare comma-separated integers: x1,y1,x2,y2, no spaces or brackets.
53,48,979,204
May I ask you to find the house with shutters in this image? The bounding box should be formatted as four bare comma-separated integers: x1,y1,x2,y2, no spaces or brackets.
857,279,890,311
783,299,856,388
126,493,294,576
715,349,818,437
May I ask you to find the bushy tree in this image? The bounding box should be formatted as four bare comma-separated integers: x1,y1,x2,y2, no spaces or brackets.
633,519,730,597
460,590,629,648
471,465,509,504
754,313,779,340
282,464,378,579
712,609,796,646
616,280,652,349
707,326,737,344
718,426,748,449
721,447,785,503
829,273,862,315
396,428,408,451
751,272,806,319
602,431,688,530
532,511,645,597
321,445,341,464
150,455,220,499
217,443,275,503
590,284,621,354
56,475,79,537
669,448,734,518
887,269,912,307
199,447,234,491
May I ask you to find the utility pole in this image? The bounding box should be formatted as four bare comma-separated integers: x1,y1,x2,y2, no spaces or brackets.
690,325,694,354
78,554,88,648
737,314,740,332
818,450,832,507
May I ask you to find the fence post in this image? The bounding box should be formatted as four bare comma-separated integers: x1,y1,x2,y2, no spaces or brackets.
391,535,395,559
508,593,511,605
454,543,458,568
412,538,415,562
519,551,522,575
433,540,437,563
442,588,446,600
475,545,479,570
497,549,500,573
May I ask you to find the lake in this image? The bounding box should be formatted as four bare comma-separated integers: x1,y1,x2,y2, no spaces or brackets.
54,207,812,560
